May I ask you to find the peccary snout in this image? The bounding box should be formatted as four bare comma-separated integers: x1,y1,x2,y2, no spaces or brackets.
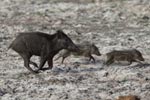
91,44,101,56
133,49,145,61
136,55,144,61
67,42,79,52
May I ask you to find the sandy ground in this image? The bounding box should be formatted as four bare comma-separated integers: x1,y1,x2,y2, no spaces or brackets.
0,0,150,100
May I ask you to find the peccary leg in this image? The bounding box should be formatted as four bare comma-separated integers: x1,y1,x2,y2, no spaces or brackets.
61,57,66,64
105,57,114,66
20,53,38,74
30,61,38,68
48,59,53,69
40,59,53,71
127,60,132,65
89,55,95,63
34,56,47,72
36,57,47,71
135,59,143,64
54,55,61,61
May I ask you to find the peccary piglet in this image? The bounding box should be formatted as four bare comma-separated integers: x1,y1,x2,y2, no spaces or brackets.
105,49,144,66
9,30,78,74
55,42,101,63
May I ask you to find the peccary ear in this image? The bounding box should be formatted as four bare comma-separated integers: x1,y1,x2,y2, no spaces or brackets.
56,30,65,38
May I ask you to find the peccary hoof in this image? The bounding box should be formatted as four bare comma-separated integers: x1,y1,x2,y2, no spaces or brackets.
41,67,52,71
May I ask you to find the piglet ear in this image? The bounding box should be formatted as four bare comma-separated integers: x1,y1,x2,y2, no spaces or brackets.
56,29,64,38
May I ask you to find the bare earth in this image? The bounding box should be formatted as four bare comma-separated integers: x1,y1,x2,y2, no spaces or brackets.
0,0,150,100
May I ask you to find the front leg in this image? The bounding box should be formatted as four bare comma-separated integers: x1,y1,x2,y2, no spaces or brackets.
48,58,53,69
41,58,53,71
35,56,47,72
89,55,95,63
105,57,114,66
127,60,132,65
30,61,38,68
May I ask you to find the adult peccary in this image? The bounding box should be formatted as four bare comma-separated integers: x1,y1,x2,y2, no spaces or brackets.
8,30,78,74
105,49,144,66
55,42,101,63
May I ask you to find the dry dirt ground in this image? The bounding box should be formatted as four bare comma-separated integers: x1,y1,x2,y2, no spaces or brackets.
0,0,150,100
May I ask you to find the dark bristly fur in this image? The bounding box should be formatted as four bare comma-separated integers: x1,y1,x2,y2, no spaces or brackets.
105,49,144,66
55,42,101,63
9,30,78,74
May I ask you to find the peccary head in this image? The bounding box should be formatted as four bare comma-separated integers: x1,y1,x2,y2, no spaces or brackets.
91,44,101,56
132,49,144,61
55,30,78,51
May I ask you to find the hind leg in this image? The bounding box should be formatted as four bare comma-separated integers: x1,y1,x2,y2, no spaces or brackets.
105,57,114,66
41,58,53,71
61,57,66,64
48,58,53,69
20,53,38,74
30,61,38,68
127,60,132,65
36,56,47,71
